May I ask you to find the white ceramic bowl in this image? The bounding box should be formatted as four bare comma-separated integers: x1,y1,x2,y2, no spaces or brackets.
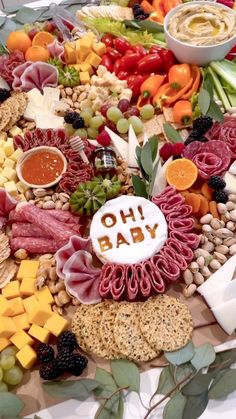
164,1,236,66
16,146,67,189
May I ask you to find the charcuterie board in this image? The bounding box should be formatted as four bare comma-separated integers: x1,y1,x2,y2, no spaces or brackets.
0,0,236,417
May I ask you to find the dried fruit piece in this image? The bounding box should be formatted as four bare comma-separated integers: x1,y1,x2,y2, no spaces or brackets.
209,201,220,219
185,193,201,213
201,182,213,201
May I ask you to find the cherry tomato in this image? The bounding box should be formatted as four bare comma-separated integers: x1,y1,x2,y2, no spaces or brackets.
119,53,141,71
113,37,131,54
101,34,114,48
132,44,147,57
137,53,163,74
106,47,122,62
160,50,176,73
127,74,148,99
117,70,129,80
113,59,122,76
101,55,113,73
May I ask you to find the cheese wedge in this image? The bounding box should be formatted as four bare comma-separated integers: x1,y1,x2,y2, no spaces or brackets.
204,279,236,308
212,299,236,335
127,124,139,169
104,127,128,160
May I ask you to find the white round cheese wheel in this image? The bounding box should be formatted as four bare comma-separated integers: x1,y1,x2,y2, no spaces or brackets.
90,195,167,265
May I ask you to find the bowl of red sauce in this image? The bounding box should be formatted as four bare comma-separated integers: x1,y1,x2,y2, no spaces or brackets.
16,146,67,188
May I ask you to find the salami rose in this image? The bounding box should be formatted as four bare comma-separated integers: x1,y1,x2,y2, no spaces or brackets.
205,117,236,158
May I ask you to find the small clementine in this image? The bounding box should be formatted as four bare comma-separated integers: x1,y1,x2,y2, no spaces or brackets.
25,46,50,62
32,31,55,48
6,31,32,53
165,158,198,191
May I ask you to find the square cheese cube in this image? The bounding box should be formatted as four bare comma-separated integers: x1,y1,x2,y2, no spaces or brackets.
35,286,54,305
13,313,30,331
1,166,16,181
0,338,10,352
22,295,38,314
44,313,69,337
3,139,14,157
9,126,22,137
0,150,5,164
85,51,102,68
29,324,50,343
4,181,18,197
8,297,25,316
20,277,36,296
16,344,37,369
3,158,15,169
0,295,13,316
28,304,52,326
0,132,7,141
18,193,26,201
0,175,7,187
79,71,90,85
10,148,24,162
16,180,29,194
2,280,20,299
0,317,17,338
10,330,34,349
92,42,106,56
17,260,39,280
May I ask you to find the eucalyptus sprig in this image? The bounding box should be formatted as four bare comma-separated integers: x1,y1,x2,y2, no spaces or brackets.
198,72,224,123
132,135,159,199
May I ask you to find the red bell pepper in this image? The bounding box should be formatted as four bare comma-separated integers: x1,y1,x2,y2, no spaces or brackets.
106,47,122,62
101,34,114,48
113,38,131,54
137,53,163,74
127,74,148,99
101,55,113,73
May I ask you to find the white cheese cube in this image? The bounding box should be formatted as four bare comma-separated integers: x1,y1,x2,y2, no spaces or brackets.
4,181,18,197
0,150,5,165
1,167,17,181
10,148,23,162
9,126,23,137
16,181,29,194
18,193,26,201
0,174,7,187
3,139,14,157
0,132,7,142
3,158,15,169
0,140,5,148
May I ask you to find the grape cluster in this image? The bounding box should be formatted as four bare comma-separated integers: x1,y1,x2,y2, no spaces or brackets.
0,346,24,390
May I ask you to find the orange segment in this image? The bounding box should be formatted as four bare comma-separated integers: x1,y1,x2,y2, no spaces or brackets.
32,31,55,48
165,158,198,191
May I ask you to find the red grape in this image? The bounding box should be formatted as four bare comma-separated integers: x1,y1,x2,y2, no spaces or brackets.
118,99,130,113
28,28,39,40
44,21,57,33
100,104,110,118
106,120,117,132
97,130,111,146
124,107,140,118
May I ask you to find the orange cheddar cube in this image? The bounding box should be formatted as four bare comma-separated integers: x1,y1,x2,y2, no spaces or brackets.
2,281,20,299
10,330,34,350
8,297,25,316
44,313,69,337
16,344,37,369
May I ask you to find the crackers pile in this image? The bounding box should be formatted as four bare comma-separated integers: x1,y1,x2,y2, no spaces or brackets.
72,295,193,362
0,233,17,289
0,93,28,132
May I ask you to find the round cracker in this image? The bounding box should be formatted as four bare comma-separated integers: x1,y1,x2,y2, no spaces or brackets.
99,302,122,358
4,97,20,130
71,304,91,352
139,295,193,352
114,302,158,362
14,92,28,115
0,105,11,131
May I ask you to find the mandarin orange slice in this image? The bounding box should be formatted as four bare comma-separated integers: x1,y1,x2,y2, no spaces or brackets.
165,158,198,191
32,31,55,48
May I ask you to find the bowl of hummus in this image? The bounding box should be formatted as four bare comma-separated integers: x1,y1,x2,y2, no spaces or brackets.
164,1,236,65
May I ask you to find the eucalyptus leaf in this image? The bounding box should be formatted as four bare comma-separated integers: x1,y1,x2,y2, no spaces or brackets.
198,89,211,115
191,343,216,371
163,124,183,143
164,342,195,366
111,359,140,393
0,16,6,29
203,73,214,99
43,379,100,400
182,373,213,396
183,391,208,419
136,146,148,180
0,393,24,416
123,20,142,30
95,396,123,419
34,416,42,419
141,142,153,177
163,393,186,419
174,363,195,385
149,158,160,197
0,19,16,44
132,174,148,198
213,350,236,367
14,7,45,24
208,369,236,399
207,100,224,123
133,20,164,33
156,365,176,395
95,368,120,414
95,368,117,391
148,135,159,162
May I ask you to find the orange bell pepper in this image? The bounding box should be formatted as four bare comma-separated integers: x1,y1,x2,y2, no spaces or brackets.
141,0,156,13
173,100,193,125
152,82,169,108
148,10,164,23
168,64,191,90
163,0,182,15
137,95,151,109
140,74,164,98
163,78,193,105
182,65,201,100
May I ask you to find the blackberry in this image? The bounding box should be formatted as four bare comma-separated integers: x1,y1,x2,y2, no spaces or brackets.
0,88,10,102
57,331,78,353
67,353,88,376
72,116,85,129
64,112,78,124
136,13,149,20
213,190,228,204
36,343,54,364
39,359,62,380
184,134,208,146
208,176,226,191
132,3,141,9
56,349,71,372
192,116,213,135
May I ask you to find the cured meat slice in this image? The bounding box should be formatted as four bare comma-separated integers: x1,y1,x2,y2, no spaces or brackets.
135,264,152,298
160,245,188,271
182,140,231,179
205,117,236,159
15,204,78,247
12,62,32,90
63,250,101,304
0,50,25,86
55,235,91,279
168,218,195,232
151,254,180,282
11,223,51,239
99,264,115,298
110,265,126,300
170,230,200,250
13,62,59,92
125,265,139,301
48,40,65,62
152,186,176,206
159,194,185,214
165,238,194,263
166,205,192,221
10,237,58,253
0,189,17,228
142,260,165,293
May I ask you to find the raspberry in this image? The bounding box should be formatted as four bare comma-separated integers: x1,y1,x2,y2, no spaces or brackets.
172,142,185,156
159,143,173,161
96,130,111,146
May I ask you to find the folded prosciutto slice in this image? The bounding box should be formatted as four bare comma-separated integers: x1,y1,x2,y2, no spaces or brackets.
110,265,127,301
0,189,17,228
151,255,180,283
152,186,176,206
141,260,165,294
55,235,91,279
170,230,200,250
64,250,101,304
168,218,195,232
12,62,58,92
48,40,65,62
125,265,139,301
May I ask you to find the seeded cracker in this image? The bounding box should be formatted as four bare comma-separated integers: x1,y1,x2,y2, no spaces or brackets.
139,295,193,352
79,301,115,359
14,92,28,115
0,259,17,289
4,97,20,130
0,105,11,131
0,233,10,264
114,302,159,362
99,302,122,358
71,304,91,352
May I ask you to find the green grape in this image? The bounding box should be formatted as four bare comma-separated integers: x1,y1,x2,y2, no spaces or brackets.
119,0,130,5
87,127,99,139
1,346,18,358
0,355,15,370
116,118,129,134
83,108,94,117
64,123,75,136
90,116,104,129
74,128,87,138
107,107,123,123
3,366,23,386
140,104,155,120
80,110,92,127
0,382,8,392
128,116,143,134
